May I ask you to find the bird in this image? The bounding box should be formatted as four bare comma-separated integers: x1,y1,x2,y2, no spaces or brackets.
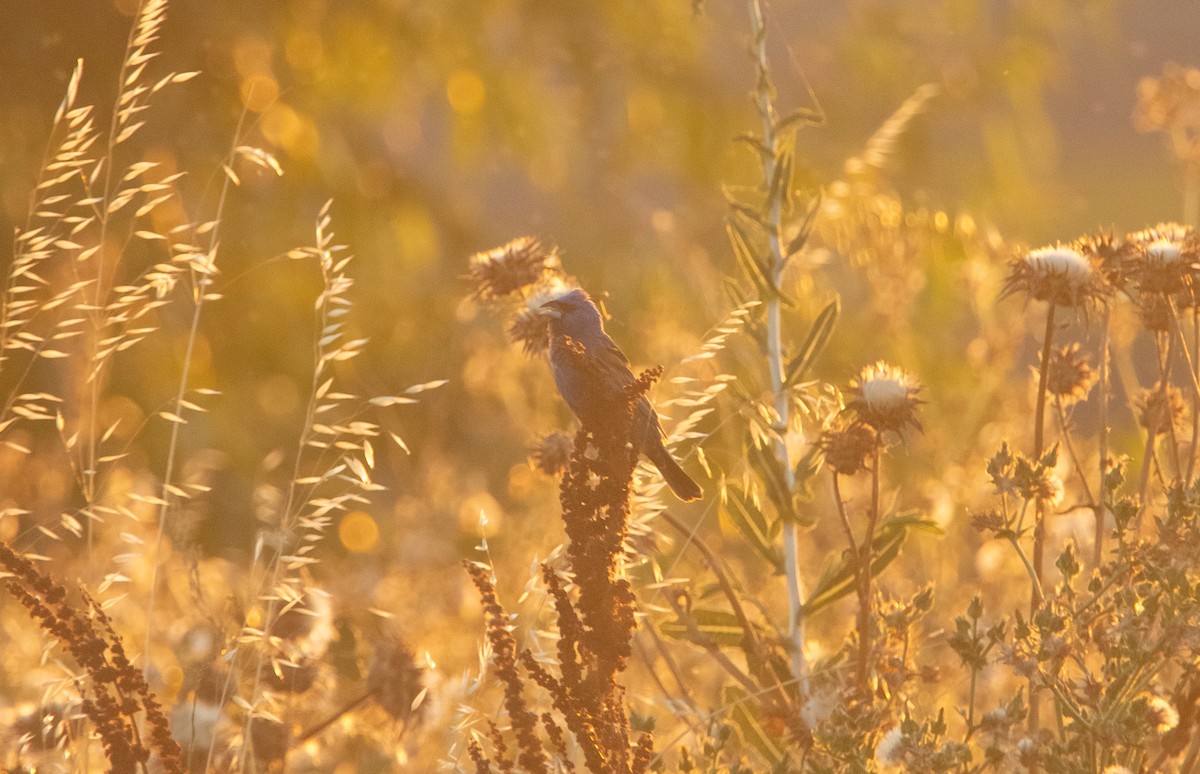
539,289,702,502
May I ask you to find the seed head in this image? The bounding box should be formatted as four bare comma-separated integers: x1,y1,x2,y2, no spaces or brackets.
821,421,879,476
1004,244,1107,307
874,726,905,768
507,278,573,355
848,361,922,434
1138,384,1186,434
1045,344,1096,404
530,431,574,476
1075,230,1131,287
468,237,562,300
1143,695,1180,734
1128,223,1197,296
366,635,425,722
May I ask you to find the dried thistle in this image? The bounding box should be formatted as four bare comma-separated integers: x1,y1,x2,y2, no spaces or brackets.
508,279,575,355
468,237,563,301
1045,344,1096,404
1075,230,1131,288
847,361,923,434
822,421,879,476
1003,244,1109,308
1138,383,1186,434
366,635,425,723
1127,223,1197,297
530,431,574,476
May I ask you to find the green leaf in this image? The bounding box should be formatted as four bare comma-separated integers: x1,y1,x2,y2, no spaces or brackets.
724,685,790,767
660,608,747,648
802,514,941,616
722,484,784,573
784,297,839,387
765,142,794,214
784,193,822,260
725,218,773,299
746,440,798,523
791,444,824,500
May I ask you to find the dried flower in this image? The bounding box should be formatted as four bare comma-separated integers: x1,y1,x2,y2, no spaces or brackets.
1135,63,1200,163
1045,344,1096,404
1128,222,1197,296
1137,384,1186,434
507,278,574,355
822,421,879,476
366,636,426,723
847,361,922,434
530,431,574,476
1003,244,1107,307
874,726,905,768
469,237,562,300
1143,695,1180,734
1076,230,1131,287
971,509,1006,535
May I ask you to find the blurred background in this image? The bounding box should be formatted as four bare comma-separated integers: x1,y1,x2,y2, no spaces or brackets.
1,0,1200,767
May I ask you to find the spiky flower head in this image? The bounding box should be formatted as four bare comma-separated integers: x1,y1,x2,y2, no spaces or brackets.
530,431,574,476
848,361,922,434
1128,222,1198,297
821,421,879,476
1075,230,1131,288
874,726,905,769
1142,695,1180,735
1003,244,1107,308
468,236,562,300
1138,384,1186,434
1046,343,1096,404
507,278,574,355
366,635,425,722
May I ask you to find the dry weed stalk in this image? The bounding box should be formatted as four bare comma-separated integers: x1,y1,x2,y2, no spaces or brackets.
464,350,656,773
0,541,183,773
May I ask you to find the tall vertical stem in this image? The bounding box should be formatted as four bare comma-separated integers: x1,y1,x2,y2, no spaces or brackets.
856,445,883,694
1031,302,1057,602
749,0,808,695
1029,301,1057,738
1094,305,1111,570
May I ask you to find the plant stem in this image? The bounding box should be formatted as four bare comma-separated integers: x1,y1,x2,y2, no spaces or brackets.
748,0,808,696
856,445,883,695
1029,301,1056,740
1031,302,1056,609
1095,304,1110,570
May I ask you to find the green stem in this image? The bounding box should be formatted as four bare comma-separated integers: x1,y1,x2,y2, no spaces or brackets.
748,0,808,696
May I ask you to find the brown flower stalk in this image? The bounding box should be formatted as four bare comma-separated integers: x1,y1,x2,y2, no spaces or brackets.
0,541,183,774
464,354,657,773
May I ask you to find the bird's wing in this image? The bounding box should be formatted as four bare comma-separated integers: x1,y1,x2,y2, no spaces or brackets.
587,333,636,387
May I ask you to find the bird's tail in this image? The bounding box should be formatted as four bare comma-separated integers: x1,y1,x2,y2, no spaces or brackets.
645,439,703,502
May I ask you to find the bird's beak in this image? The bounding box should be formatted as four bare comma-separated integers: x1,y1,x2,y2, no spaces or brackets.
538,302,562,319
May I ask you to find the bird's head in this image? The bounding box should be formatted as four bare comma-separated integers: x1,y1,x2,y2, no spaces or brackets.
539,288,604,337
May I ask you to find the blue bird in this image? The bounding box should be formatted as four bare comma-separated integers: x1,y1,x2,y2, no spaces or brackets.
540,289,702,502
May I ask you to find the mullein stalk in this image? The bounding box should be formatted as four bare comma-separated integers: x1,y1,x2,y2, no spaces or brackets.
748,0,808,695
